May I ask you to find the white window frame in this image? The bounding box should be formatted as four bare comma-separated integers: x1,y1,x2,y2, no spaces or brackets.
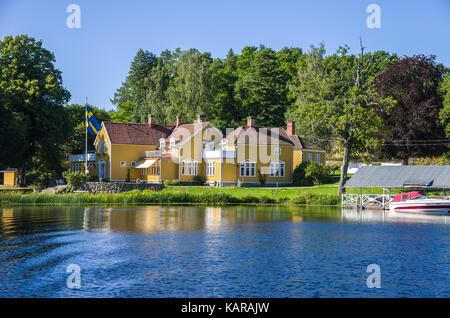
72,163,81,172
120,161,127,167
315,154,321,164
206,161,215,176
103,140,108,153
273,148,281,155
270,161,285,177
98,140,102,154
181,160,198,176
160,138,165,151
205,128,211,135
151,163,160,176
240,160,256,177
169,138,175,151
307,153,312,162
131,161,137,168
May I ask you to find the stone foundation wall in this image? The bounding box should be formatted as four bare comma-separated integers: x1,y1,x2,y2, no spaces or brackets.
82,182,164,194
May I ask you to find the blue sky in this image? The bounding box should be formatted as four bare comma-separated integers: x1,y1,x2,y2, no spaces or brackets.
1,0,449,110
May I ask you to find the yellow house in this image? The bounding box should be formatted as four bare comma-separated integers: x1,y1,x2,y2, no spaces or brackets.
0,168,18,186
93,114,223,183
214,116,295,186
68,153,98,176
84,114,326,186
286,121,326,169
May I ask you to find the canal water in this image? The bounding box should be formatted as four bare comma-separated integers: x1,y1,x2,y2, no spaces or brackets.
0,206,448,297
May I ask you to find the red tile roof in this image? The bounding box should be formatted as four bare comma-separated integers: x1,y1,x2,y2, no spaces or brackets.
103,122,175,145
290,135,324,151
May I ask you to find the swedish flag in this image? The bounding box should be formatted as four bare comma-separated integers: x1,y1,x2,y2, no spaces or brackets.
85,105,101,136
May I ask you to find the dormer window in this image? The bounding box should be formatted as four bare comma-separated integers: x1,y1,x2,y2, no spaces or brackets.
205,142,215,151
159,139,165,150
169,138,175,149
220,139,228,151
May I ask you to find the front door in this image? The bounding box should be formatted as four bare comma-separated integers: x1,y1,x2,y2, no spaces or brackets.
98,160,106,179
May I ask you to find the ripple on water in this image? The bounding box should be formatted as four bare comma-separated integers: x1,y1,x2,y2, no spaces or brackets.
0,206,448,297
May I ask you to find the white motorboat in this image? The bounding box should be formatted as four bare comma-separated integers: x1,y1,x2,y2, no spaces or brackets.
389,191,450,215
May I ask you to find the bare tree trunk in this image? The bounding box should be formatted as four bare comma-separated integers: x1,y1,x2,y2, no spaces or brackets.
338,142,351,196
18,165,26,187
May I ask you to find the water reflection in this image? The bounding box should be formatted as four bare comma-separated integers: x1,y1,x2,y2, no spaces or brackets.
1,206,449,236
0,205,448,298
341,208,450,224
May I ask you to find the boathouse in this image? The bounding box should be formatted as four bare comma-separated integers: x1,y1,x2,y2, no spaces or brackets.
342,165,450,209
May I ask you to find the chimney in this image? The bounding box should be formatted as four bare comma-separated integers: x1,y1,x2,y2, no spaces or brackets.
287,121,295,136
176,115,182,127
148,114,155,127
197,114,206,123
247,116,255,128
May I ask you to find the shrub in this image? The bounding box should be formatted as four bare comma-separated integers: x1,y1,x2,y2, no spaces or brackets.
293,162,312,186
327,163,341,174
62,169,85,191
257,169,267,186
305,162,332,185
26,169,56,189
87,175,98,182
193,175,206,186
164,179,181,186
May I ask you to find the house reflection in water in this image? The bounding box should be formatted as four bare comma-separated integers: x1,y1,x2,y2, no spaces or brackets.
79,206,308,234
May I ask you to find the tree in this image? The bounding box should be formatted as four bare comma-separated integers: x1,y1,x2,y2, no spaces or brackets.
235,46,288,127
289,42,396,195
209,49,239,130
0,35,71,185
128,49,157,122
374,55,447,164
166,49,213,124
439,74,450,137
111,81,133,123
141,58,171,124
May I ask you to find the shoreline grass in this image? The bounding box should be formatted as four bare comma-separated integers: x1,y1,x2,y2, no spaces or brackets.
0,187,341,207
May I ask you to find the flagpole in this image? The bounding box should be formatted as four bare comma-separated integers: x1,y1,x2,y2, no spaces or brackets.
85,97,88,182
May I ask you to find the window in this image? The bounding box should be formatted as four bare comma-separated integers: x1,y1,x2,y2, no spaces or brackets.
204,141,214,151
120,161,126,167
131,161,137,168
98,140,102,154
141,168,148,176
315,154,321,164
181,160,198,176
221,140,228,151
205,128,211,135
307,153,312,162
240,161,256,177
169,138,175,150
103,140,108,153
206,161,215,176
270,161,285,177
72,163,81,172
160,139,165,150
151,164,160,175
87,162,96,168
273,148,281,155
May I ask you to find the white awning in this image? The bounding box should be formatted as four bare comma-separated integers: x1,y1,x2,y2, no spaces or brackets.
134,159,157,169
